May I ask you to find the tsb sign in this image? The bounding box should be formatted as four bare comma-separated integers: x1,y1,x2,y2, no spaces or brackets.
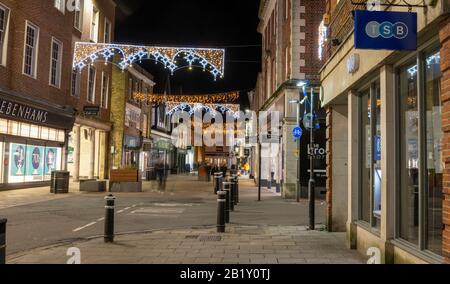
354,11,417,51
365,21,408,39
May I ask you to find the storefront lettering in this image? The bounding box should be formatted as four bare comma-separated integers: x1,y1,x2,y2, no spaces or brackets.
0,99,48,124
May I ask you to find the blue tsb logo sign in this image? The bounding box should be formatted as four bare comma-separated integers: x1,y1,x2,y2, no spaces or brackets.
365,21,408,39
354,11,417,51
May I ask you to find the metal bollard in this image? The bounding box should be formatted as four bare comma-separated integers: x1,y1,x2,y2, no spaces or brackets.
214,173,222,195
217,191,226,233
0,219,6,264
104,195,116,243
235,176,239,204
231,176,238,206
229,179,235,212
223,182,232,224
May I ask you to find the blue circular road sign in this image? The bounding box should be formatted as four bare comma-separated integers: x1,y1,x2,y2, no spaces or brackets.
293,127,303,139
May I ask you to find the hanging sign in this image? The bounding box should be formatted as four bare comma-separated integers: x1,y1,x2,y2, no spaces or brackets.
354,10,417,51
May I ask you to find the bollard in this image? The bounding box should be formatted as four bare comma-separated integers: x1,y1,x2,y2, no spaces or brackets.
104,195,116,243
235,176,239,204
229,178,235,212
217,191,226,233
214,173,222,195
223,182,232,224
231,176,238,206
0,219,6,264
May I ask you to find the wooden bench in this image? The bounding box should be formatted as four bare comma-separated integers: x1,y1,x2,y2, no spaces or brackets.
109,169,142,192
110,169,140,182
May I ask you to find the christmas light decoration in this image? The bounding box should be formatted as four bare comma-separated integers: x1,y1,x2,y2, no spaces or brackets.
132,92,240,104
73,42,226,80
166,103,241,118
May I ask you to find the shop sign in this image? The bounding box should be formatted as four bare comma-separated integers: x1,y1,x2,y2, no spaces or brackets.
83,106,100,116
0,97,74,130
354,10,417,51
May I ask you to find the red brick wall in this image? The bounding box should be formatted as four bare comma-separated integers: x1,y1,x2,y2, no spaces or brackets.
440,16,450,264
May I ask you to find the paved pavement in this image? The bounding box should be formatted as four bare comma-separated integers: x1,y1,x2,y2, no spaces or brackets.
1,175,365,264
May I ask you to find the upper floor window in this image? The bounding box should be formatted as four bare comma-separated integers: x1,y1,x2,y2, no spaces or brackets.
49,38,63,88
71,70,80,97
100,72,109,109
54,0,65,13
104,18,112,43
87,65,96,103
285,0,290,20
23,21,39,78
74,0,83,31
0,3,10,66
90,6,99,42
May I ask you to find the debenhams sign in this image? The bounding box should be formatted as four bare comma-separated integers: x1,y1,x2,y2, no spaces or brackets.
0,97,74,130
0,99,49,123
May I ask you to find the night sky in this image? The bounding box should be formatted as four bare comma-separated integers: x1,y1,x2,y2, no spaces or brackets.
114,0,262,108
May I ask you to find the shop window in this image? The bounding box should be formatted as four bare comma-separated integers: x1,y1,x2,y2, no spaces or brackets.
397,50,443,256
41,127,49,140
48,128,57,141
29,125,39,138
57,130,65,143
359,84,382,230
0,118,7,134
20,123,30,137
8,120,19,136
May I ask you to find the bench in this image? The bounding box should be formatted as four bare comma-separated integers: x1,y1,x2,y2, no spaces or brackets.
109,169,142,193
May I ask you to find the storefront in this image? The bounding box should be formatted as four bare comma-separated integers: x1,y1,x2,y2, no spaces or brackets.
149,132,175,176
0,90,74,189
321,5,448,263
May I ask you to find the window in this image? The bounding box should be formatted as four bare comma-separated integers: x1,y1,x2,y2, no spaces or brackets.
49,38,63,87
87,66,96,103
285,0,290,20
0,3,10,66
397,51,443,256
71,70,80,97
90,6,99,42
104,18,112,43
74,0,83,30
100,72,109,108
54,0,65,13
23,21,39,78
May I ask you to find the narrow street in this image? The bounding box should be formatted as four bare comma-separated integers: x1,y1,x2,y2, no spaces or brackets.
1,176,365,264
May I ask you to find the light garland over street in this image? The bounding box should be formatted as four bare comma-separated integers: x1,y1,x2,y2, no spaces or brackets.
132,91,240,104
73,42,226,80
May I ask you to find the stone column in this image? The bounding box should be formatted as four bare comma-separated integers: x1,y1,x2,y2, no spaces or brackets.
73,125,81,181
380,65,396,263
89,128,96,180
347,91,360,250
439,17,450,264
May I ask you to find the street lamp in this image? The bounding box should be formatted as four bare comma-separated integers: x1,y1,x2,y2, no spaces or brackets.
289,83,308,204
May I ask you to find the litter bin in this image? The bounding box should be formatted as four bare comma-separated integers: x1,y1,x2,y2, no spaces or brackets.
50,171,70,194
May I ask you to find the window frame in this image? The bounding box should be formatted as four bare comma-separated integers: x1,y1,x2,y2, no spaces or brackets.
0,3,11,67
49,37,63,88
74,0,83,31
87,65,96,103
90,6,99,43
393,40,443,256
100,71,109,109
22,21,40,79
71,69,80,97
104,17,112,43
54,0,65,14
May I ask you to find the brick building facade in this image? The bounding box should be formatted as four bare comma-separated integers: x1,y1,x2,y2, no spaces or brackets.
321,0,449,264
254,0,325,198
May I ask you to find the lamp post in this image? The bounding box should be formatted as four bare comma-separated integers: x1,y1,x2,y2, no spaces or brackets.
308,87,316,231
289,81,308,203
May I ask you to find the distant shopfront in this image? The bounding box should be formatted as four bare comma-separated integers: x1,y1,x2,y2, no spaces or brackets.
0,90,74,189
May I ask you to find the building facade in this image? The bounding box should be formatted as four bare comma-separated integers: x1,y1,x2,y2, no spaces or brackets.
110,64,154,179
255,0,326,197
0,0,79,189
321,0,449,263
67,0,116,182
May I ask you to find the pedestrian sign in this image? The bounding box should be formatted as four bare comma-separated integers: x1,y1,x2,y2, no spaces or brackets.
293,127,303,139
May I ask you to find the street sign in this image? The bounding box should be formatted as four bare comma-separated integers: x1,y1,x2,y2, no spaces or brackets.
303,113,313,130
293,127,303,139
83,106,100,116
354,10,417,51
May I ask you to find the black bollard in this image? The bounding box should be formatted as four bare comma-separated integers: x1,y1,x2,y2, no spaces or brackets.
231,176,238,206
214,173,222,195
229,178,235,211
217,191,226,233
235,176,239,204
0,219,6,264
104,195,116,243
223,182,232,224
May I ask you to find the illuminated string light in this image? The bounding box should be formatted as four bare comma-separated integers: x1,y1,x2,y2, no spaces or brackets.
132,92,240,104
73,42,226,80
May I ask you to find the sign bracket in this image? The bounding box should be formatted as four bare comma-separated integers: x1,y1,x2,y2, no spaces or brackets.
351,0,429,9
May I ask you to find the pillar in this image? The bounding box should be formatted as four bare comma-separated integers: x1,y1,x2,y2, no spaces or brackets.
73,125,81,181
89,128,96,180
439,17,450,264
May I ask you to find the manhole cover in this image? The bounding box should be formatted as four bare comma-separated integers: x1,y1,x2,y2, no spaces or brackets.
185,235,199,239
199,235,222,242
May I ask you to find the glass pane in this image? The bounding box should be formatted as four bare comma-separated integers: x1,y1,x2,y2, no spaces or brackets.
20,123,30,137
8,121,19,136
399,62,419,245
0,119,7,134
425,51,443,255
30,125,39,138
361,92,371,223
